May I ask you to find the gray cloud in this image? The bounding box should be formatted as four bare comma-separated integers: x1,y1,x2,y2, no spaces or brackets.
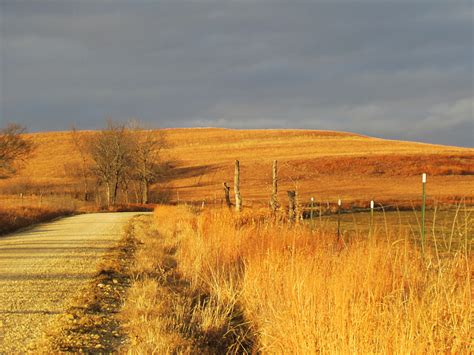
0,0,472,146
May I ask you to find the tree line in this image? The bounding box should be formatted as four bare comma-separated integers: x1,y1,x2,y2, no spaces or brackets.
0,120,167,207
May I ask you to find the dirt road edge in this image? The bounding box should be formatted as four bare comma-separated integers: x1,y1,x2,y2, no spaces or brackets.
31,217,140,352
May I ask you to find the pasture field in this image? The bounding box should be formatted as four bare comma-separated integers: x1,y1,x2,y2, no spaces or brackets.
309,207,473,253
0,194,79,210
0,128,473,206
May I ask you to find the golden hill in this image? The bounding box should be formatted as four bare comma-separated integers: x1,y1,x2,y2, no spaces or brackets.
2,128,473,207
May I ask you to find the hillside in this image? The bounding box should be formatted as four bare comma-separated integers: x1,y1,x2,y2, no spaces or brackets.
1,128,473,207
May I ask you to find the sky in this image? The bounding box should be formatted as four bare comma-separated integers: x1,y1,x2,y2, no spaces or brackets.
0,0,472,147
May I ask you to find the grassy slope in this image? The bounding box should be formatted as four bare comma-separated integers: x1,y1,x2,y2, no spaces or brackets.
1,128,473,206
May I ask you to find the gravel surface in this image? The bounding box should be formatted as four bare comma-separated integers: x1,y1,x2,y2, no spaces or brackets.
0,212,141,353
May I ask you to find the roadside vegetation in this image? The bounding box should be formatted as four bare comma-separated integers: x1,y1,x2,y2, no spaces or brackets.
0,205,74,235
116,205,471,353
118,214,253,353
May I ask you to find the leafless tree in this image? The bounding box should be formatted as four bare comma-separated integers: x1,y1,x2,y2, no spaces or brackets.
128,120,167,204
87,120,135,207
70,125,92,201
85,119,167,207
0,123,33,177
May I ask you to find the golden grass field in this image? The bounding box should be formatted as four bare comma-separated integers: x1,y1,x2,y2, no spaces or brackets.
1,128,473,208
112,205,471,353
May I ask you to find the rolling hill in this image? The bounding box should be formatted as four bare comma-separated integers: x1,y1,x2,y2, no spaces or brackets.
1,128,473,208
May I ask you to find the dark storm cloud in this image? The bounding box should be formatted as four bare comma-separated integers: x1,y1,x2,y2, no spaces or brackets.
0,0,472,146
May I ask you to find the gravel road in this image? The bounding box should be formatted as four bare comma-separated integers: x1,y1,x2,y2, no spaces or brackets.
0,212,141,353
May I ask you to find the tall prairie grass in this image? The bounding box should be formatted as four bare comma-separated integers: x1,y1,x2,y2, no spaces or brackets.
152,205,472,353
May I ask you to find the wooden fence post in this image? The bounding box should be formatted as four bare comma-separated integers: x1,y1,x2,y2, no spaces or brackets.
337,199,342,239
223,182,232,208
234,160,242,212
370,200,374,238
270,160,279,213
288,191,296,222
421,173,427,255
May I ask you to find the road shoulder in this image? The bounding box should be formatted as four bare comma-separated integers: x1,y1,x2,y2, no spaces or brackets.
31,217,139,352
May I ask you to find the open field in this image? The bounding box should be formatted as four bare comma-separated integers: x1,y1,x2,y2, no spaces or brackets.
114,205,470,353
308,207,473,253
0,128,473,207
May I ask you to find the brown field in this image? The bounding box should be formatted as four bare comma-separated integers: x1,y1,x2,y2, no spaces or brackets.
0,128,472,208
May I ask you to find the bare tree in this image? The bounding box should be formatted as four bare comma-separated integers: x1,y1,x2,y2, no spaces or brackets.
0,123,33,177
84,119,167,207
87,120,134,207
70,125,92,201
128,121,166,204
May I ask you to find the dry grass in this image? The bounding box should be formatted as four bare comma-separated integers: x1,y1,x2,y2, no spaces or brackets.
1,128,472,206
118,214,253,354
118,216,195,353
148,205,471,353
0,194,77,235
0,205,73,235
